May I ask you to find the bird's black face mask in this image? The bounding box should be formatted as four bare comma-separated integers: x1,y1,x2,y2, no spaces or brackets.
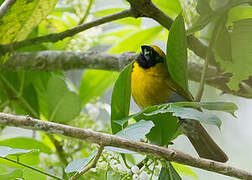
136,45,164,69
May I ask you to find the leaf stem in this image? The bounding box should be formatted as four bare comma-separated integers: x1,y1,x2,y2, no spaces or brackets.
0,157,63,180
78,0,93,25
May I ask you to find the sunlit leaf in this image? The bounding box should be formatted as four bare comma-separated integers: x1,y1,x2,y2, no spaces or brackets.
0,0,58,44
153,0,181,17
0,169,23,180
79,70,118,106
109,26,163,54
0,146,36,158
172,163,198,179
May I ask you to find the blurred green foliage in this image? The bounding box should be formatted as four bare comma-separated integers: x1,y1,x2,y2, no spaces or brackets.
0,0,251,179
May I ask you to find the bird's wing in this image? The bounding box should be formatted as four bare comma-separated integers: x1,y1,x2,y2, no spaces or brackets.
164,76,194,102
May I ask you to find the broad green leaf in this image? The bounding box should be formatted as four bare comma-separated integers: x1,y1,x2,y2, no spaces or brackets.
166,14,188,92
65,151,96,173
111,63,132,134
46,76,81,123
79,70,118,106
0,72,39,117
197,102,237,117
228,6,252,24
134,106,179,146
0,0,58,44
0,146,35,157
213,20,232,62
0,169,23,180
172,163,198,179
115,120,154,141
173,101,238,117
23,167,46,180
196,0,212,15
153,0,181,17
166,105,222,128
216,18,252,90
0,137,52,154
109,26,163,54
106,120,154,154
0,164,8,175
159,163,182,180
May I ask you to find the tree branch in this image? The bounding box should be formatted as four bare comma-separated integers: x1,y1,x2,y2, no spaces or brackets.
2,51,251,98
0,113,251,180
0,0,16,19
69,145,104,180
0,9,133,54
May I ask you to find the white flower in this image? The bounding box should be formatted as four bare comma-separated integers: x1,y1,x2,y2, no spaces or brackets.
97,161,108,169
132,174,139,180
131,165,140,174
110,159,118,165
139,171,148,180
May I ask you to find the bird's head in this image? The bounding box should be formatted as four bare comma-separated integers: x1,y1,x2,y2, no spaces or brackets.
136,45,166,69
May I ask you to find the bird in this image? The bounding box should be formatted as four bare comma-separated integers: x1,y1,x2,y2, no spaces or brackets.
131,44,228,162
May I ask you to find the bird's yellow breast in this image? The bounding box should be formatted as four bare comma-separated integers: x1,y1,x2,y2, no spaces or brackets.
131,62,171,109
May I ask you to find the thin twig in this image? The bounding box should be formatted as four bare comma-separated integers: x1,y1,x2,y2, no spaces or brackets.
0,156,63,180
78,0,93,25
69,145,104,180
0,0,16,19
0,9,133,54
0,113,252,180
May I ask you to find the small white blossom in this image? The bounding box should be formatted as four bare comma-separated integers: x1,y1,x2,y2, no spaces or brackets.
139,171,148,180
131,165,140,174
133,174,139,180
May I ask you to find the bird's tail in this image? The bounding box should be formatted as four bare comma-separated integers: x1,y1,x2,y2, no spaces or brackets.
182,120,228,162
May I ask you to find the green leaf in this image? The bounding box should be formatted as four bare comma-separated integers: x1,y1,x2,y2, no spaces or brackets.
213,21,232,62
166,14,188,92
79,70,118,106
172,163,198,179
111,63,132,134
0,164,8,175
228,6,252,24
173,101,238,117
23,167,46,180
109,26,163,54
0,169,23,180
0,0,58,44
116,120,154,141
0,72,39,117
152,0,181,17
196,0,212,15
166,105,222,128
0,137,52,154
0,146,36,157
134,106,179,146
159,163,182,180
216,18,252,90
106,120,154,154
65,151,96,173
46,75,81,123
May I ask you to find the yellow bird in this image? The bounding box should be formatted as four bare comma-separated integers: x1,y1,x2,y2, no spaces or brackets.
131,45,228,162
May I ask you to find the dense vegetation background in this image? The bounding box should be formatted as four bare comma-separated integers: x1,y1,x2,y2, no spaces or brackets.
0,0,252,179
